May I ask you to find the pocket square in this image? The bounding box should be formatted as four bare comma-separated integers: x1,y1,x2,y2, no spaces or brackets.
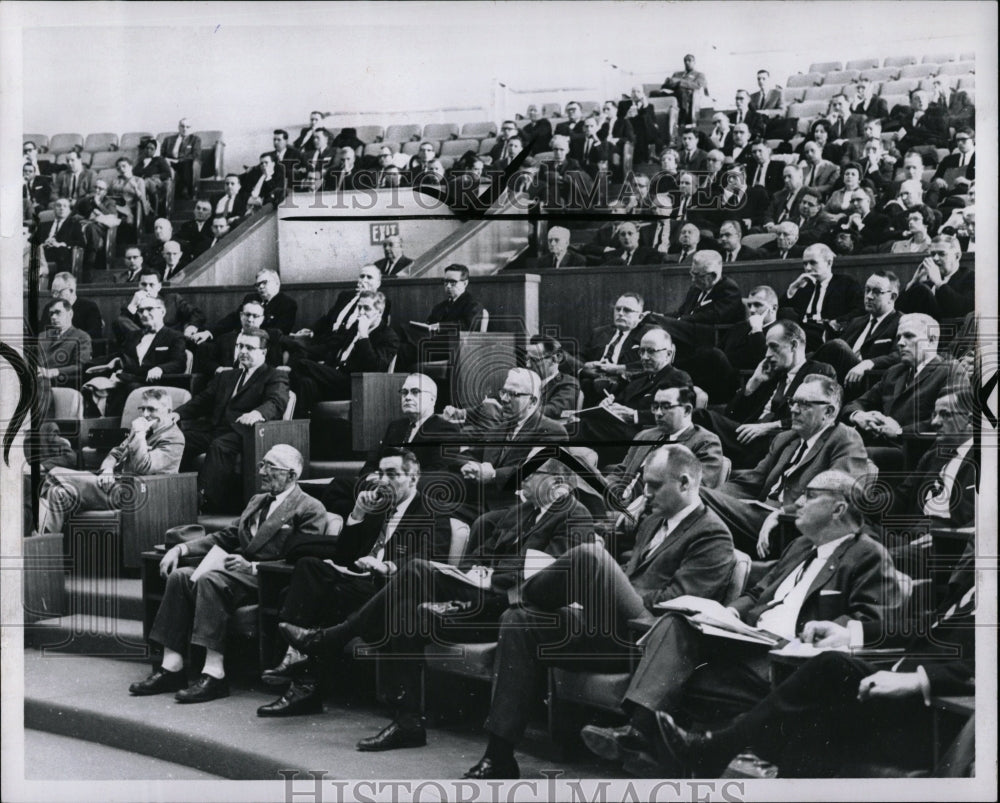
154,346,169,351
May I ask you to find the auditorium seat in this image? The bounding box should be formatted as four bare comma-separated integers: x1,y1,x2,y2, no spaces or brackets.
936,60,975,76
401,140,425,157
120,131,153,151
24,133,49,151
823,69,860,85
440,138,479,157
859,66,900,82
438,155,456,170
461,121,497,139
808,61,843,74
192,129,225,181
803,84,846,101
478,136,497,155
423,123,459,141
56,151,91,167
845,57,880,71
922,52,955,63
540,102,562,118
786,71,823,88
363,142,395,157
351,125,384,143
781,87,804,105
96,167,118,185
48,133,84,155
879,78,920,96
879,94,909,114
89,151,120,171
787,100,828,119
155,131,175,148
648,96,677,113
84,132,118,153
579,101,600,116
385,123,422,144
883,55,917,68
958,75,974,90
959,50,975,61
898,63,940,80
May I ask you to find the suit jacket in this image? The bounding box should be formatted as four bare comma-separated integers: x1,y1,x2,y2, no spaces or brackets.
727,358,837,427
325,320,399,373
601,246,663,267
758,241,803,261
932,151,975,188
748,160,785,195
731,423,868,506
618,364,694,429
842,355,957,436
888,105,949,146
53,169,97,202
721,320,777,371
533,251,588,269
38,325,92,387
540,371,580,419
176,363,289,432
678,148,709,173
212,191,249,222
306,291,371,340
201,329,282,374
118,326,186,381
837,310,901,369
474,409,567,492
750,88,784,111
120,292,205,335
928,266,975,320
426,291,483,333
177,219,213,258
33,215,85,249
795,210,839,247
554,120,585,138
104,417,185,475
891,440,977,527
361,415,463,477
733,533,897,632
766,186,807,226
24,175,52,210
185,484,328,562
519,118,554,155
375,255,414,277
133,155,173,182
269,147,305,170
161,133,202,164
570,137,613,177
614,424,724,490
581,323,653,365
787,273,864,326
827,114,865,142
672,276,744,325
212,291,298,337
850,96,889,120
330,491,451,569
39,297,103,343
800,159,839,198
461,497,595,592
623,503,736,611
728,109,767,139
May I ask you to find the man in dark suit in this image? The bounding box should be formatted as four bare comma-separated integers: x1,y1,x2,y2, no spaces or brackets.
199,269,298,346
32,197,85,278
652,250,744,357
284,265,384,363
677,127,709,172
849,77,889,120
175,327,290,512
34,299,92,418
519,104,554,155
195,300,281,375
600,221,662,266
582,469,899,769
577,328,692,463
527,335,581,420
694,320,837,468
531,135,591,210
462,444,736,777
112,268,206,346
661,54,709,126
654,544,974,777
84,296,187,417
842,312,962,471
812,270,902,388
570,117,613,178
576,292,655,404
22,161,51,220
702,374,868,553
458,368,568,514
40,272,103,343
242,152,286,209
794,189,839,249
782,243,864,350
715,219,762,263
293,111,326,152
212,174,249,225
749,70,784,111
826,94,866,146
608,385,725,498
133,138,173,217
799,143,840,200
159,240,192,284
553,100,586,138
763,164,808,232
759,221,802,260
897,234,974,321
290,291,399,412
268,129,304,177
728,90,767,139
128,445,327,703
160,118,201,200
618,87,659,165
931,127,975,192
534,225,587,269
53,151,97,204
374,234,413,277
324,147,362,192
177,199,214,258
422,263,483,340
284,456,597,734
747,142,785,196
256,449,453,715
891,90,950,155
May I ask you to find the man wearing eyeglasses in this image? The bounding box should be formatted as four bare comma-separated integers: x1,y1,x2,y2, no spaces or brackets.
175,327,289,513
195,300,281,375
931,127,975,193
701,374,868,555
416,264,483,356
39,272,104,343
112,268,206,347
578,292,654,404
812,270,903,391
160,118,201,200
256,450,450,717
582,469,899,772
896,234,974,321
192,269,298,348
130,444,326,704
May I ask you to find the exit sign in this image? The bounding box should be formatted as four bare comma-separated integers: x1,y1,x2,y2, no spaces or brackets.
370,222,399,244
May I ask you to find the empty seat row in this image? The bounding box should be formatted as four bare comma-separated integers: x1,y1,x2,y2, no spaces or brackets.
785,59,973,91
24,130,223,156
810,54,973,72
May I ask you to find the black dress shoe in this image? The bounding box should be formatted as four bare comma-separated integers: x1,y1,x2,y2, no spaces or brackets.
580,723,651,762
278,622,324,655
129,667,187,696
462,756,520,779
654,711,722,775
261,654,310,686
356,718,427,751
257,681,322,717
174,673,229,704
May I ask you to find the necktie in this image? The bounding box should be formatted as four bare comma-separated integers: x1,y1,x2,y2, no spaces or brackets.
70,174,78,199
233,369,247,396
768,438,810,501
679,249,689,262
755,165,764,186
333,295,359,331
726,251,734,263
367,507,397,560
255,494,276,533
806,165,815,186
601,330,622,362
644,521,672,558
853,317,878,354
173,136,182,159
624,250,633,266
805,281,820,317
584,139,591,159
783,547,818,597
760,374,788,422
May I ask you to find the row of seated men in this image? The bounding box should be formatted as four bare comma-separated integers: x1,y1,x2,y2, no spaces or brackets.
33,225,975,509
35,347,976,778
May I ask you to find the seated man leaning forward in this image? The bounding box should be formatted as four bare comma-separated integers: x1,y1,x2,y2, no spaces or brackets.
37,388,184,535
128,445,327,703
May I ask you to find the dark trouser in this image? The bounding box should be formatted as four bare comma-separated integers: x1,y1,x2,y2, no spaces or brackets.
290,359,352,414
483,543,644,743
897,283,940,318
279,556,382,628
693,409,775,469
173,159,196,199
111,315,142,348
811,339,861,386
696,651,934,777
179,421,244,512
700,486,769,554
659,317,716,354
679,346,740,405
577,412,640,465
149,564,258,655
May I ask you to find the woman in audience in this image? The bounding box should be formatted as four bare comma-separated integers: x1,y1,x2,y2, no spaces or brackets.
825,163,871,218
890,206,934,254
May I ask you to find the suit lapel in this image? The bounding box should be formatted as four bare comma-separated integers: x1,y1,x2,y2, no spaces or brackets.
632,506,703,574
799,536,852,604
626,515,664,575
246,487,299,553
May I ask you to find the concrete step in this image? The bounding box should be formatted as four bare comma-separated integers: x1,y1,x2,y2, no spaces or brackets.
26,613,150,661
64,575,145,621
24,652,621,780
